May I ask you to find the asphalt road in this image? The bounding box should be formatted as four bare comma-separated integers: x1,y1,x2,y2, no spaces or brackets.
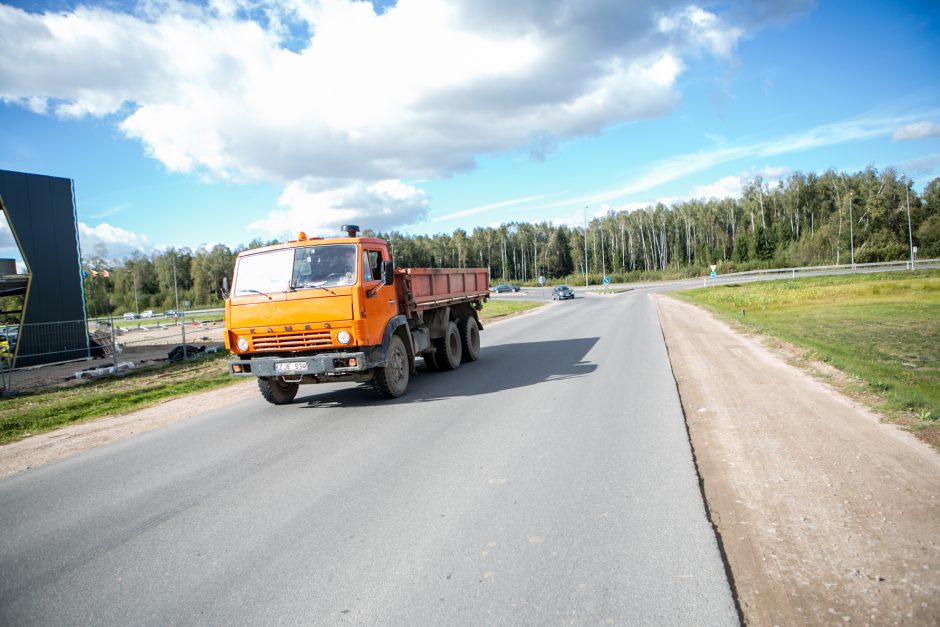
0,293,738,625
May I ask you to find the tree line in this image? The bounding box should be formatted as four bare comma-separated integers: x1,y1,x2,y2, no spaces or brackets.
83,166,940,317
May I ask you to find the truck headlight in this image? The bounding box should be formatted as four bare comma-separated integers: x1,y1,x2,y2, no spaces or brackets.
337,330,351,345
236,337,249,352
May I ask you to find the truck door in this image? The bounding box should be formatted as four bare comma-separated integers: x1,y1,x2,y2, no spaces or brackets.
361,247,399,346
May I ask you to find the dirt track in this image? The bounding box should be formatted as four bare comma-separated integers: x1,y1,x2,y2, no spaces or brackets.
656,294,940,625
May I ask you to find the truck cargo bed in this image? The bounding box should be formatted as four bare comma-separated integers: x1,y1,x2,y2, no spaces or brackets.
397,267,489,313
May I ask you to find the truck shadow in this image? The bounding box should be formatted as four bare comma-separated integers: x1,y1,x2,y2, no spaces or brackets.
296,337,600,408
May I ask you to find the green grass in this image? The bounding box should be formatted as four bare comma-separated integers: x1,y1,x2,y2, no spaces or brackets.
480,299,544,320
0,354,241,445
675,270,940,422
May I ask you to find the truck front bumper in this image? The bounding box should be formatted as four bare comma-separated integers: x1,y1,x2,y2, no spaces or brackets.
229,351,370,378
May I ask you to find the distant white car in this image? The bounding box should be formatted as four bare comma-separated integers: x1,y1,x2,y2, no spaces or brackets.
123,312,138,320
140,310,154,318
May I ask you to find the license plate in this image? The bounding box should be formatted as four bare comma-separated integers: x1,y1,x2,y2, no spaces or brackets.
275,361,308,372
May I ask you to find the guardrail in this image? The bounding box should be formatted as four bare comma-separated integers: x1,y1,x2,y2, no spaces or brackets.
588,258,940,294
701,258,940,286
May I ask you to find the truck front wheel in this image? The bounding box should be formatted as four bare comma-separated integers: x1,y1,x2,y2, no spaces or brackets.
436,321,462,370
258,377,300,405
375,334,410,398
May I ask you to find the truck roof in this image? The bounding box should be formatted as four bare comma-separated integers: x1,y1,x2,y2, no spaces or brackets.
236,235,388,257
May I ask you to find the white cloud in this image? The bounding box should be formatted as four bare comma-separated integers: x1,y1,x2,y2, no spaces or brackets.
689,175,744,199
902,154,940,177
757,165,791,179
78,222,151,259
658,6,743,59
0,216,16,249
0,0,760,231
248,179,430,239
431,193,557,223
537,112,935,210
892,121,940,142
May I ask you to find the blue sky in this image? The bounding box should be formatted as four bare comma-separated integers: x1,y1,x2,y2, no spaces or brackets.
1,0,939,262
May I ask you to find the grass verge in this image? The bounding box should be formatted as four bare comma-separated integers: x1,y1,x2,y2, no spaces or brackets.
674,270,940,446
480,299,544,320
0,354,240,445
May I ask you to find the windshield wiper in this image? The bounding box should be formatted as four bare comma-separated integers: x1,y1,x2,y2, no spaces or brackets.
292,282,336,295
238,288,273,300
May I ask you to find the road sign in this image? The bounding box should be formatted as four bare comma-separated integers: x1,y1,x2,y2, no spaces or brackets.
538,275,545,286
710,271,717,278
603,276,610,285
709,264,717,272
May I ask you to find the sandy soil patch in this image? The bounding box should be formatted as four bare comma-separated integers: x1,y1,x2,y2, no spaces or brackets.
655,294,940,625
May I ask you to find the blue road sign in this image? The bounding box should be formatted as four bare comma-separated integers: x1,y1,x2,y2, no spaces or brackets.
603,276,610,285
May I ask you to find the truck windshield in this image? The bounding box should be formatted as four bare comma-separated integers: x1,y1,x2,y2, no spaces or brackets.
233,244,359,296
233,249,293,296
291,244,357,289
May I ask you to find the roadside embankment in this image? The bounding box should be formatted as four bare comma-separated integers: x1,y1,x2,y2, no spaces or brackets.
656,294,940,625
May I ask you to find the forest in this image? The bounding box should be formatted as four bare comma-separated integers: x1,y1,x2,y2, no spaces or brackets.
79,166,940,318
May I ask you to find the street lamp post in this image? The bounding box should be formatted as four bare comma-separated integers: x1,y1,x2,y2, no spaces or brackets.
848,192,855,269
906,187,915,269
583,206,589,288
172,257,181,314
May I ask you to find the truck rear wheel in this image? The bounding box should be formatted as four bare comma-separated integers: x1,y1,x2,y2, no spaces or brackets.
458,316,480,362
436,321,462,370
258,377,300,405
375,334,410,398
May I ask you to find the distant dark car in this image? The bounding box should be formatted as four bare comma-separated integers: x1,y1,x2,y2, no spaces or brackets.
492,284,520,293
552,285,575,300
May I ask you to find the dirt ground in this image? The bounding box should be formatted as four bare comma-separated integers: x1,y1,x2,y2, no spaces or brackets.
2,300,939,624
655,294,940,626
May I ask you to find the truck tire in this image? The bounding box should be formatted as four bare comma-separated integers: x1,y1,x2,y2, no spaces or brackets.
258,377,300,405
435,321,462,370
374,334,410,398
458,316,480,362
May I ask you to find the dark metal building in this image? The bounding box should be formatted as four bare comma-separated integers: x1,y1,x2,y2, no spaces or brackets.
0,169,89,367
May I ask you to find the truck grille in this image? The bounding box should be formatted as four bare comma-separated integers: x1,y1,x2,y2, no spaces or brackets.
251,330,333,352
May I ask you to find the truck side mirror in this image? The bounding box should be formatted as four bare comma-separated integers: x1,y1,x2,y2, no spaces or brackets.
218,276,230,299
382,260,395,286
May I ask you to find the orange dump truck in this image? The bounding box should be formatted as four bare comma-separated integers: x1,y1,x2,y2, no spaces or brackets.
224,225,489,404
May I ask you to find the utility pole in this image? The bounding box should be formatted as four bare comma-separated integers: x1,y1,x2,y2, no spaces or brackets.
173,256,181,313
906,187,915,269
848,192,855,268
583,206,589,288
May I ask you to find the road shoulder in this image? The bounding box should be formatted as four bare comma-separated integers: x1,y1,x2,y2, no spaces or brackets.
654,293,940,625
